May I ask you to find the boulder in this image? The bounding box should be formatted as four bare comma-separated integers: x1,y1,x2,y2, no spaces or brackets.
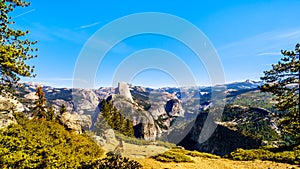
0,111,17,129
103,129,115,143
0,95,25,113
60,112,82,133
78,114,92,130
0,97,18,129
92,135,106,146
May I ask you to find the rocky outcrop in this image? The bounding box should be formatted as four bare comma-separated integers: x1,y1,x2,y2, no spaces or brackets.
90,129,116,146
165,99,184,117
115,82,134,103
0,95,25,113
103,129,115,143
0,111,17,129
112,95,158,141
59,112,92,133
0,96,21,129
92,135,106,146
134,122,157,141
60,112,82,133
90,83,187,141
78,114,92,130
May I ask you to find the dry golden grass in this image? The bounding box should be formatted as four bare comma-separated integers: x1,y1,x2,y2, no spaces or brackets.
136,157,300,169
102,139,168,158
101,140,299,169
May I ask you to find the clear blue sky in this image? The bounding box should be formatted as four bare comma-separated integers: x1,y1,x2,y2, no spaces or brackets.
15,0,300,88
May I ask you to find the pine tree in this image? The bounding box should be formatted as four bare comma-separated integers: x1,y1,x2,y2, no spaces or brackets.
59,104,67,115
260,43,300,142
124,119,134,137
100,99,109,118
94,99,135,137
47,104,56,121
118,113,124,131
32,86,47,119
0,0,37,96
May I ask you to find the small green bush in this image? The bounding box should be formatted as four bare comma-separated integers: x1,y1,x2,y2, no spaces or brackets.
226,148,300,165
168,146,220,159
169,146,190,154
87,152,142,169
152,151,193,163
186,151,220,159
152,146,221,163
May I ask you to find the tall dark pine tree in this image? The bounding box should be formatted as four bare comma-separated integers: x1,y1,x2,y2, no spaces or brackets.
260,43,300,142
124,119,134,137
94,99,135,137
32,86,47,119
0,0,37,96
59,104,67,115
47,104,56,121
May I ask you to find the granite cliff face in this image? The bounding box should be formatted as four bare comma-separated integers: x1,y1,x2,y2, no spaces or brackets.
90,82,183,141
115,82,134,103
178,113,262,155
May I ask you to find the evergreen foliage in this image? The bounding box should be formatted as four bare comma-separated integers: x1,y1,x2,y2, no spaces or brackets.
151,147,201,163
59,104,67,115
231,90,274,110
31,86,47,119
30,86,57,121
226,146,300,165
260,43,300,142
221,104,280,142
0,0,37,96
0,115,104,169
94,99,134,137
152,151,193,163
47,104,56,121
86,152,142,169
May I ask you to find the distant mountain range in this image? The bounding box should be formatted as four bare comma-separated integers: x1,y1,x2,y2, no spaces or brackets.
10,79,281,155
18,79,263,114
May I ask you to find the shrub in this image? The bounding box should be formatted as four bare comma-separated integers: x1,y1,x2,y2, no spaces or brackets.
152,146,221,163
87,152,142,169
168,146,220,159
226,148,300,165
0,118,104,168
152,151,193,163
169,146,190,154
186,151,220,159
